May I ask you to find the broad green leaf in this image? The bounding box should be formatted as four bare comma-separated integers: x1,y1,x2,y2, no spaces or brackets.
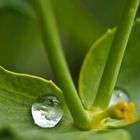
79,20,140,128
79,29,115,109
0,66,130,140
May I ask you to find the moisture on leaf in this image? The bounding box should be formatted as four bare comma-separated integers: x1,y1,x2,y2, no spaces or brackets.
0,66,131,140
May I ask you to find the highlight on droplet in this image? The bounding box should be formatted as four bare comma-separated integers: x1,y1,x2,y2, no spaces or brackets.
31,95,63,128
109,87,129,106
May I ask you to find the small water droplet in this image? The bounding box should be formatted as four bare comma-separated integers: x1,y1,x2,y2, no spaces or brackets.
31,95,63,128
109,88,129,106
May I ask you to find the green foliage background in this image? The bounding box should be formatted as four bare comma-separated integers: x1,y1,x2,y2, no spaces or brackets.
0,0,131,82
0,0,140,140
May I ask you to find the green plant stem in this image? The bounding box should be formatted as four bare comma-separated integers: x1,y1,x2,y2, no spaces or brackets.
94,0,140,109
33,0,90,129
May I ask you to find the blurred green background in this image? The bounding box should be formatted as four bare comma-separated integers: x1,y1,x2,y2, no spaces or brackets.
0,0,131,84
0,0,140,139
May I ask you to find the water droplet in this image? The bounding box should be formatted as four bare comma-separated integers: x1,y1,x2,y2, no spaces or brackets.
31,95,63,128
109,88,129,106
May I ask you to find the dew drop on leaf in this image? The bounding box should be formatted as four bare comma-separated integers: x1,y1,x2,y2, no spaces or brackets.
31,95,63,128
109,88,129,106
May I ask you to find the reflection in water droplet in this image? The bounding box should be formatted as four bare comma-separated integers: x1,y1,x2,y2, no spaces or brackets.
31,95,63,128
109,88,129,106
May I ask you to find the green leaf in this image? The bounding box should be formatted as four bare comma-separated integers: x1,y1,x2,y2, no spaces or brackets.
0,66,130,140
79,28,115,109
79,19,140,128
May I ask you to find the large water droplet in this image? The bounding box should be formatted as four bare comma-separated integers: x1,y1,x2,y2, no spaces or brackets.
109,88,129,106
31,95,63,128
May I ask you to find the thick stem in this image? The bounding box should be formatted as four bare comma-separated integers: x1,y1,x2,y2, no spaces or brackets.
94,0,140,109
33,0,90,129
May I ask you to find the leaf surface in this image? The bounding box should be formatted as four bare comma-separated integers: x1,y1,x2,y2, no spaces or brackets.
79,29,115,109
79,20,140,128
0,66,130,140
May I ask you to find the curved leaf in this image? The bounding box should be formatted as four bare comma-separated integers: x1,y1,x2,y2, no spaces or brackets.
79,29,115,109
79,20,140,111
79,19,140,128
0,66,130,140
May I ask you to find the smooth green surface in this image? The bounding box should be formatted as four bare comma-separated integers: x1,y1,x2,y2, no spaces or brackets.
0,0,104,84
79,20,140,128
0,0,127,84
79,19,140,110
0,0,35,18
51,0,104,82
33,0,90,129
117,19,140,116
117,19,140,140
79,29,115,109
0,66,131,140
79,21,140,111
94,0,140,109
126,121,140,140
0,8,51,78
0,1,140,139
